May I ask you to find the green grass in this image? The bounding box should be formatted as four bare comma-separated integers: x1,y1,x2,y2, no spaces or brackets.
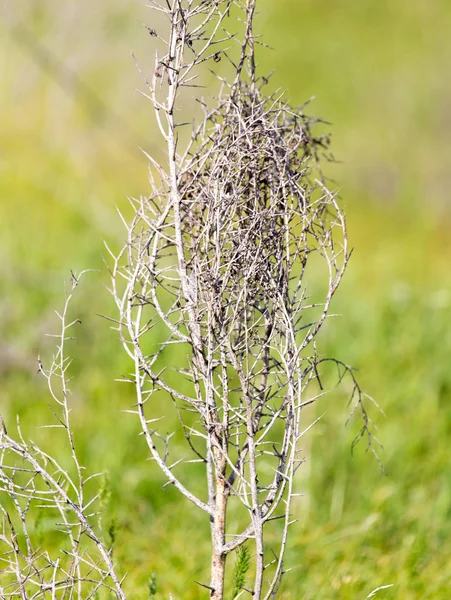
1,1,451,598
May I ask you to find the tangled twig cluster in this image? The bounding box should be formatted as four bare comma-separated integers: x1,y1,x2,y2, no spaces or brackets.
109,2,376,598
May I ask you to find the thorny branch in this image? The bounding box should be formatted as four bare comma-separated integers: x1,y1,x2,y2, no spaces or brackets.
0,273,125,599
110,1,377,598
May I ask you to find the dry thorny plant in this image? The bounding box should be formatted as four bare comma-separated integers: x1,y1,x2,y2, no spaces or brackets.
0,274,126,600
0,1,379,599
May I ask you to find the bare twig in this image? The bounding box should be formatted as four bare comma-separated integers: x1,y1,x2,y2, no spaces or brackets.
0,273,125,599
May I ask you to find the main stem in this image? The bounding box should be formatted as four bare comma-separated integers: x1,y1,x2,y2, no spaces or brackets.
165,6,228,597
210,472,227,599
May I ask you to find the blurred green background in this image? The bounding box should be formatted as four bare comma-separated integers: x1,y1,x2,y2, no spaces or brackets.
1,1,451,598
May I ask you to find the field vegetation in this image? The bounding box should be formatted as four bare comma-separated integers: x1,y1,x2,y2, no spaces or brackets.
1,1,451,598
